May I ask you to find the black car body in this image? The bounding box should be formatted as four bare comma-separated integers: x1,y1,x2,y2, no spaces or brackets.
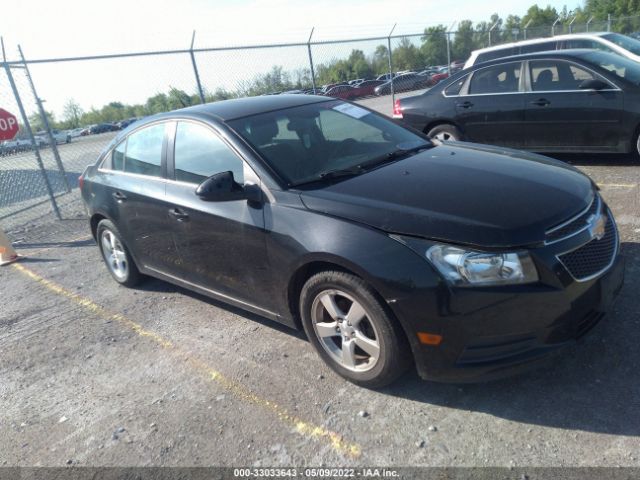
396,49,640,155
80,94,624,386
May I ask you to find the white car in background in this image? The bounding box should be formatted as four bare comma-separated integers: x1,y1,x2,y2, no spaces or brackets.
34,129,71,145
464,32,640,68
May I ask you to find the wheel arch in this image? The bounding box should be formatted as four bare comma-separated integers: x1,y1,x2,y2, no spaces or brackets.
423,119,465,137
286,256,416,367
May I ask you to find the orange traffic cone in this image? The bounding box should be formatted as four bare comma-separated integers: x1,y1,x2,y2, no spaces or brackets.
0,227,21,266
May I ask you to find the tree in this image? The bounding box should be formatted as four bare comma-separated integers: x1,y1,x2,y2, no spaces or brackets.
62,99,83,128
420,25,448,66
28,110,55,132
452,20,476,60
392,38,424,71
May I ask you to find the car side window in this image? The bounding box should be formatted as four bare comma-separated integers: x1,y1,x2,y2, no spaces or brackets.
124,124,164,177
112,141,125,170
520,41,557,54
444,74,470,96
468,62,521,94
174,122,244,185
530,60,603,91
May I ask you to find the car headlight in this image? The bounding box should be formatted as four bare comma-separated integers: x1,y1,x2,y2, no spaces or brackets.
394,236,538,287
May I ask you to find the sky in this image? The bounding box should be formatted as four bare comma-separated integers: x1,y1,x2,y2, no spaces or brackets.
0,0,581,118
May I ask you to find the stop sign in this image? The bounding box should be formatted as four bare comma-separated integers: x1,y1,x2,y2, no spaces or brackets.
0,108,19,141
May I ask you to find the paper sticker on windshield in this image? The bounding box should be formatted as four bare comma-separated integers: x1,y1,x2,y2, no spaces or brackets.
333,103,370,119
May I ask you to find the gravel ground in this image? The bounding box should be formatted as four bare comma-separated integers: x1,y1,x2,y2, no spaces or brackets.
1,101,639,469
1,160,639,469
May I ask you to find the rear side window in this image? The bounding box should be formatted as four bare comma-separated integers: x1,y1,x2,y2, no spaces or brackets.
112,141,125,170
124,124,164,177
173,122,244,184
468,62,521,94
444,75,469,96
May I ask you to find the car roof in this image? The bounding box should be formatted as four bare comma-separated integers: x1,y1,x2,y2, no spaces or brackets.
469,47,614,68
470,32,609,56
156,94,333,122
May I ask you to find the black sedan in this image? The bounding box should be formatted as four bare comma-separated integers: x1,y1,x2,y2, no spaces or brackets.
374,73,432,95
80,95,623,387
395,49,640,158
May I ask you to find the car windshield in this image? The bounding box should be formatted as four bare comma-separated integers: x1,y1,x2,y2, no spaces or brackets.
601,32,640,56
581,49,640,85
227,100,431,186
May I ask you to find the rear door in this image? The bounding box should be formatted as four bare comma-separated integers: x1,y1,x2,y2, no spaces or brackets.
96,121,178,271
454,61,526,148
523,59,623,150
164,120,269,304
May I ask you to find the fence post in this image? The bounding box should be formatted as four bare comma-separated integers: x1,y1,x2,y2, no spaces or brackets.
446,33,452,75
569,16,576,33
2,44,61,220
488,21,498,47
586,16,594,32
17,45,70,193
307,28,317,94
387,23,396,109
607,14,612,32
524,20,532,40
552,17,561,36
189,31,206,104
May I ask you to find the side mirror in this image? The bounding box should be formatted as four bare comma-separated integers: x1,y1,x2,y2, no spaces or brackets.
579,79,609,91
196,171,261,203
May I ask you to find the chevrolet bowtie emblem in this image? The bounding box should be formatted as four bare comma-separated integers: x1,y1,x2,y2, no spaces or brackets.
588,214,607,241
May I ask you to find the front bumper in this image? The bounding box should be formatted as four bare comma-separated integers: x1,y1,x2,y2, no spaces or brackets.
388,200,624,384
406,253,625,383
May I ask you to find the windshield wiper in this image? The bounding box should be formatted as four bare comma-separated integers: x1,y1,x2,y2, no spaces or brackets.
289,143,431,187
356,143,432,171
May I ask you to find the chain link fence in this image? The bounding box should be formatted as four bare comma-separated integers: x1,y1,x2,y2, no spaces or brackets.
1,14,639,235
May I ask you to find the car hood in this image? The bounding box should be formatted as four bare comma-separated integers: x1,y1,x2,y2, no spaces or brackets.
298,143,594,248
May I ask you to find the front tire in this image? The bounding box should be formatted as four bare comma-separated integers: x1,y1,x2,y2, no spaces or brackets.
300,271,411,388
427,124,463,142
97,219,142,287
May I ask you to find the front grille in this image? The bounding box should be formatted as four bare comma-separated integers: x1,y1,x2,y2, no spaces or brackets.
546,195,600,243
557,211,617,281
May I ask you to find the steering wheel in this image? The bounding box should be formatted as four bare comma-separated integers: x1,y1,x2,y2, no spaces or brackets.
328,138,358,159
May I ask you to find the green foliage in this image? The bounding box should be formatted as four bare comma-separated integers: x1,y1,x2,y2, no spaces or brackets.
43,0,640,132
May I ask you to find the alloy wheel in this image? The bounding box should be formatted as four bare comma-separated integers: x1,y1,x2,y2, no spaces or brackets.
100,229,129,281
310,289,381,372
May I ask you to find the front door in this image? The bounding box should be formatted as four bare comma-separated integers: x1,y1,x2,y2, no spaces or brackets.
523,59,623,151
164,120,269,305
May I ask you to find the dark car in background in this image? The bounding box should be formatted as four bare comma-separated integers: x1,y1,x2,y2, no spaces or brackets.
90,123,120,135
374,73,432,95
325,80,385,100
80,94,623,387
395,49,640,158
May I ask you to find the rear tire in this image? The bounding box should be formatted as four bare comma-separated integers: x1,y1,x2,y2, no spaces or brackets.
427,124,463,142
299,271,411,388
96,219,142,287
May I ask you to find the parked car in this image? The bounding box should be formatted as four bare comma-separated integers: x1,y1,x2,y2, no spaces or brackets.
90,123,119,135
35,129,71,144
464,32,640,68
348,78,365,85
374,73,431,95
395,49,640,157
324,81,385,100
80,94,623,387
429,70,450,84
117,118,139,130
69,127,85,138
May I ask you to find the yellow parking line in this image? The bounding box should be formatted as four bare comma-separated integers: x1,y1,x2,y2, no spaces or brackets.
10,262,362,458
597,183,637,188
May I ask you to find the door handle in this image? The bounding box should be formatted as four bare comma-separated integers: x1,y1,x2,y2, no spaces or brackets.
168,208,189,222
456,101,474,109
530,98,550,106
112,191,127,202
